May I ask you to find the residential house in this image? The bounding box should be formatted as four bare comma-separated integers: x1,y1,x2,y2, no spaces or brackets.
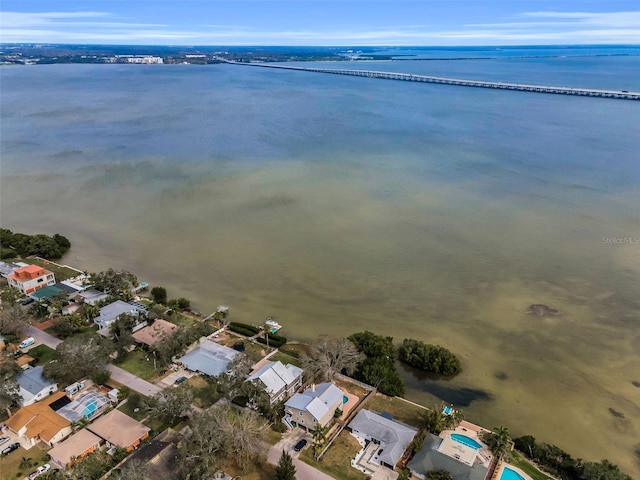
87,409,150,451
177,339,238,377
7,264,56,295
348,409,418,470
17,365,59,406
55,391,111,423
120,428,182,479
48,429,102,468
246,361,303,404
407,423,492,480
5,391,72,447
94,300,146,336
132,319,178,347
284,382,344,431
76,289,109,306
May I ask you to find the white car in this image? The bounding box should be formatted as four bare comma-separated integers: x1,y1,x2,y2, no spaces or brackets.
0,436,9,445
28,463,50,479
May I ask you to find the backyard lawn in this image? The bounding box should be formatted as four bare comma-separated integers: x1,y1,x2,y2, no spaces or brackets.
186,375,222,409
300,431,368,480
23,257,82,281
510,452,555,480
116,349,160,381
366,393,427,429
0,444,50,480
271,351,302,368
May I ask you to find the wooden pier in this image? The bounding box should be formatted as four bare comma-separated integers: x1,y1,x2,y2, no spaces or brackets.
220,59,640,100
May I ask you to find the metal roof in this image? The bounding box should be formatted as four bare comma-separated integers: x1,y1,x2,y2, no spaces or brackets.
246,361,302,395
17,366,56,395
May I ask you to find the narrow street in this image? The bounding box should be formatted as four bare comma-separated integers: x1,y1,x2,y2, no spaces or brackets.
268,431,336,480
23,325,162,396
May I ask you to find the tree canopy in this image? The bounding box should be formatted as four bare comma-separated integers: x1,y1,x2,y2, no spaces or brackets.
0,359,21,416
0,228,71,259
398,339,462,375
348,331,405,396
0,306,31,341
89,269,138,299
301,335,364,382
43,332,111,384
275,450,297,480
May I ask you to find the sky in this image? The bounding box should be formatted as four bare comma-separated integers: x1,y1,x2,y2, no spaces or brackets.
1,1,639,46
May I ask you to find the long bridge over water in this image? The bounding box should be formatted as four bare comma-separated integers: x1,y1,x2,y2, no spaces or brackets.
219,59,640,101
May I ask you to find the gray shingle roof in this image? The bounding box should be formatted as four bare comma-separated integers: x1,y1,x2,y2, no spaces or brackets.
178,340,239,377
17,366,56,395
349,409,417,467
284,382,343,421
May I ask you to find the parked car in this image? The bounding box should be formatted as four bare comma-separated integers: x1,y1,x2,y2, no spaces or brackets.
1,442,20,455
174,376,187,385
293,439,308,452
21,297,35,305
28,463,51,479
0,436,10,446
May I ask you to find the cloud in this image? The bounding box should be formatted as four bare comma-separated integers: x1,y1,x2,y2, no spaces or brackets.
0,8,639,45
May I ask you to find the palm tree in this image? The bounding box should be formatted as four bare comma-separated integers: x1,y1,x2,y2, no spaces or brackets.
422,404,464,435
482,426,512,461
311,422,330,457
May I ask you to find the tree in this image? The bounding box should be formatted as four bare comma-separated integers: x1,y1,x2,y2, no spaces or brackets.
169,297,190,311
0,305,31,341
422,404,464,435
348,331,405,396
301,335,364,382
90,269,138,299
580,459,633,480
178,405,268,477
150,286,167,305
311,422,330,456
43,332,111,384
110,313,138,362
482,426,512,461
398,339,462,375
275,450,297,480
0,359,21,416
53,314,85,338
144,385,194,424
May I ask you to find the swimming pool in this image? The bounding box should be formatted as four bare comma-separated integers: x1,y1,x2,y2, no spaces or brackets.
450,433,483,449
500,466,525,480
342,395,348,404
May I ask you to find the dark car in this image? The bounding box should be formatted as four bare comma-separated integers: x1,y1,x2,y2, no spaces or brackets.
174,376,187,385
293,439,307,452
1,442,20,455
21,297,35,305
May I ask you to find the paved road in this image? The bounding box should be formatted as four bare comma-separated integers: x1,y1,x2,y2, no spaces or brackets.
23,325,161,397
24,325,62,349
268,431,335,480
107,364,161,396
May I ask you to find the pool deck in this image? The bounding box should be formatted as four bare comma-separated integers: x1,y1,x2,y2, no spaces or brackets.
438,422,494,468
497,463,534,480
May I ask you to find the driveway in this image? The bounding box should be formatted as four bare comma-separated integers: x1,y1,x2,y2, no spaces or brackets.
23,325,62,349
24,325,162,397
268,430,335,480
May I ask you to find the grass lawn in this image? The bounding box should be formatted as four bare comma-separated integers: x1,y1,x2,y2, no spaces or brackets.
366,394,426,429
186,375,222,409
0,444,50,480
116,349,160,381
264,428,283,446
300,431,368,480
118,398,148,421
510,452,555,480
23,258,82,281
224,459,276,480
27,344,56,365
334,378,370,400
271,351,302,368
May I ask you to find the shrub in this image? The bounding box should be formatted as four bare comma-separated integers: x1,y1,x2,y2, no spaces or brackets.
228,322,261,336
398,338,462,375
256,333,287,348
92,369,111,385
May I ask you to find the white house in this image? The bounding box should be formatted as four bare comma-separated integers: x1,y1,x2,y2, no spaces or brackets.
348,409,418,470
284,382,345,431
7,264,56,295
246,361,303,404
94,300,146,336
17,366,59,406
